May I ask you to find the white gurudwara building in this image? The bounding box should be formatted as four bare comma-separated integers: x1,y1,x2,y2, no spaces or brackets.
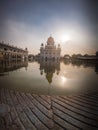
40,36,61,60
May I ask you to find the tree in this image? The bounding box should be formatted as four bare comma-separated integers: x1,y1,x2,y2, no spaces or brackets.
72,54,77,59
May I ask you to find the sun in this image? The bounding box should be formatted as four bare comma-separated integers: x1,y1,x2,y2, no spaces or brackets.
60,34,70,43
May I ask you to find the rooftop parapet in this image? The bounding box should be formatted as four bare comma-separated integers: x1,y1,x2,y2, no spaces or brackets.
0,41,28,53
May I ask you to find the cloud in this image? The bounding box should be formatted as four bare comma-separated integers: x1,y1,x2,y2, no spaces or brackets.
0,18,97,55
0,20,44,54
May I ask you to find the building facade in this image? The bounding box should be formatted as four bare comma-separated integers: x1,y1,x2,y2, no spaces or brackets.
0,41,28,61
40,36,61,60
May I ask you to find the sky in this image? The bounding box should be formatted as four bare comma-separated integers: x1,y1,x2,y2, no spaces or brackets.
0,0,98,55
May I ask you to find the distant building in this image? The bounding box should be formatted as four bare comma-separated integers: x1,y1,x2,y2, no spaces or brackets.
40,36,61,60
77,56,98,60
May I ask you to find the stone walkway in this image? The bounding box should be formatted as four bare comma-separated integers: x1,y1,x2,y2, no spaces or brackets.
0,88,98,130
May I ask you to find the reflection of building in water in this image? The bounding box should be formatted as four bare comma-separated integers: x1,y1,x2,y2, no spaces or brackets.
39,60,60,84
95,64,98,74
0,41,28,61
63,60,98,75
40,36,61,60
67,60,98,68
0,61,28,76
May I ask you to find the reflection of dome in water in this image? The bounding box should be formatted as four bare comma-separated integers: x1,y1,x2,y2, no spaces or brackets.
39,60,60,84
46,73,53,84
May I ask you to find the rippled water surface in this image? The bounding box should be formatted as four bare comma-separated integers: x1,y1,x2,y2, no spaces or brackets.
0,60,98,95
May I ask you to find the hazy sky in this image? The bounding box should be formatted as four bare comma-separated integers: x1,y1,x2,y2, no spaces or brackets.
0,0,98,55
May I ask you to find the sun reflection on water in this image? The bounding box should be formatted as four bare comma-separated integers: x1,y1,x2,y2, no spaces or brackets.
61,76,67,84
